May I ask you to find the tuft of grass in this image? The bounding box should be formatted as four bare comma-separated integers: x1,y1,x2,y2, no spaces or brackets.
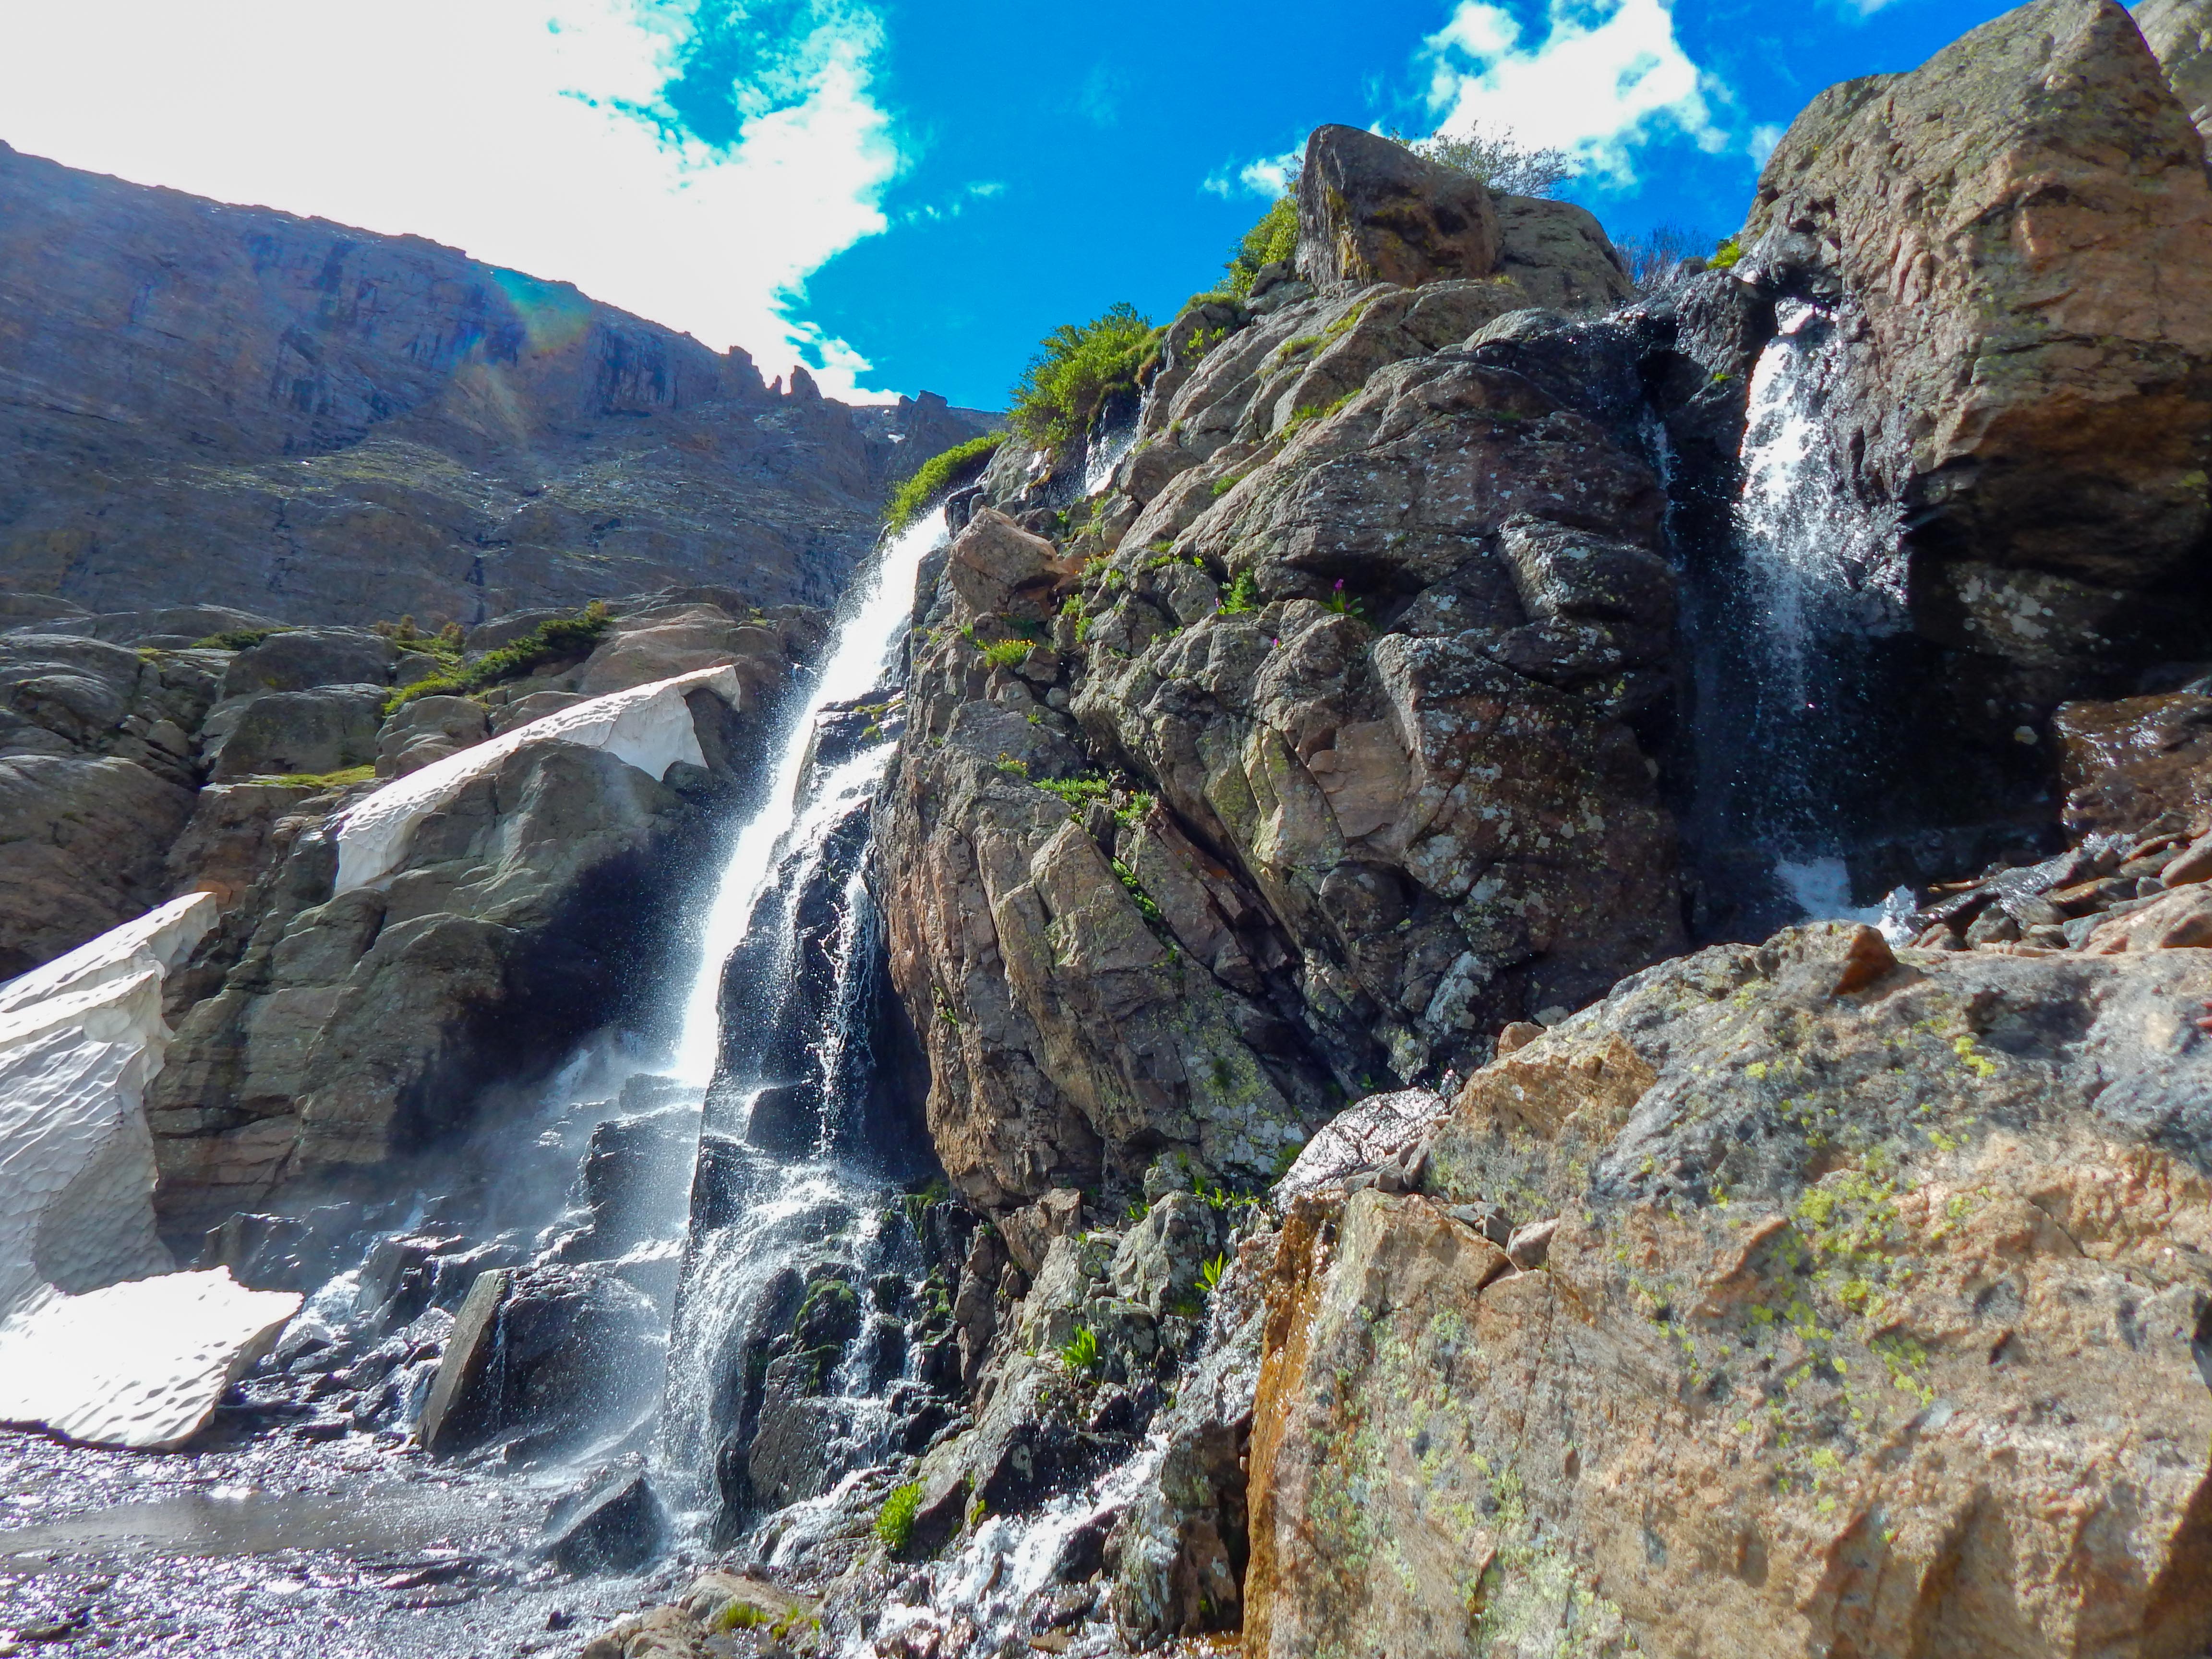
1010,303,1163,452
883,433,1005,532
267,764,376,790
191,627,289,652
875,1481,925,1554
1280,389,1359,445
382,601,611,717
1059,1325,1100,1373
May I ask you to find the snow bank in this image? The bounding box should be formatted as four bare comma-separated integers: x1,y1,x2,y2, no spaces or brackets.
0,1270,300,1450
0,892,217,1319
332,664,742,892
0,892,301,1451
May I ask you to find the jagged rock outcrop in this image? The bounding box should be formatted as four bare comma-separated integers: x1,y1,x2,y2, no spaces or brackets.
0,142,991,628
1243,922,2212,1658
1740,0,2212,650
879,139,1672,1215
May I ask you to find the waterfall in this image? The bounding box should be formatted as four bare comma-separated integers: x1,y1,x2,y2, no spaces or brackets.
1704,299,1913,930
653,506,950,1521
669,510,949,1084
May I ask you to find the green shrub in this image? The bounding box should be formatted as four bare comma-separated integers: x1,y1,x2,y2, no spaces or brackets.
1711,236,1744,271
191,627,289,652
979,637,1034,670
381,601,611,716
875,1481,925,1554
1226,196,1299,298
1010,303,1162,452
1217,571,1260,615
1390,124,1573,198
1036,775,1110,815
1059,1325,1100,1373
884,433,1005,532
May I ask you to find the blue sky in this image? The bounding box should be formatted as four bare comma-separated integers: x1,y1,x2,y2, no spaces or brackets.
0,0,2038,409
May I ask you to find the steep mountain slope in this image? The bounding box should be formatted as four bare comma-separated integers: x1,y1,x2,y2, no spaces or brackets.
0,141,991,628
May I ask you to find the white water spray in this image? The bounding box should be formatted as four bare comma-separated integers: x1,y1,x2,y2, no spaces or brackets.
1735,300,1906,705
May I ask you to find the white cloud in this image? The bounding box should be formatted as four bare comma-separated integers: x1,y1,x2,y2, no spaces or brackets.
1204,148,1303,200
1423,0,1728,187
0,0,906,401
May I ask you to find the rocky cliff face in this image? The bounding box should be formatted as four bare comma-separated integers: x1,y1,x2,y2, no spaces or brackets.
0,142,991,629
878,130,1676,1234
674,7,2212,1654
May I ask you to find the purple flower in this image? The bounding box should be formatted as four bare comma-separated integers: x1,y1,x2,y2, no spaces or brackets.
1333,578,1345,591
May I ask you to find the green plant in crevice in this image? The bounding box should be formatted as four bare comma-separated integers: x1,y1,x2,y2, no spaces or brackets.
979,637,1034,669
883,432,1005,531
1059,1325,1100,1373
875,1482,925,1554
1111,859,1164,923
1199,1254,1228,1294
1321,579,1366,621
1217,571,1260,615
1711,236,1744,270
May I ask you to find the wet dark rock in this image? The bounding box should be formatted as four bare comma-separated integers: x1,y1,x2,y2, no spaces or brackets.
541,1469,667,1575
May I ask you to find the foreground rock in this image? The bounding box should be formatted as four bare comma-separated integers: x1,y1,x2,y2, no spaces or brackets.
0,892,308,1451
1243,922,2212,1656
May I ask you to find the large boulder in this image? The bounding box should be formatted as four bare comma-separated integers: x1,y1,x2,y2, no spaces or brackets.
1741,0,2212,593
0,756,197,978
204,684,386,781
1242,924,2212,1657
1295,125,1500,289
220,627,396,697
1490,195,1635,312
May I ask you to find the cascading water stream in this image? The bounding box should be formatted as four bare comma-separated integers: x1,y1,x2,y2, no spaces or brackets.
648,506,950,1522
1713,299,1913,929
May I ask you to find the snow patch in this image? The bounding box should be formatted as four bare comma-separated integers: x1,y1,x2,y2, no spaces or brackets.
0,892,302,1451
0,1270,300,1450
331,665,742,892
0,892,217,1319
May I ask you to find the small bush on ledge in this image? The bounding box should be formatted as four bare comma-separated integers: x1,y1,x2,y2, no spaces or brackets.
884,432,1005,532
